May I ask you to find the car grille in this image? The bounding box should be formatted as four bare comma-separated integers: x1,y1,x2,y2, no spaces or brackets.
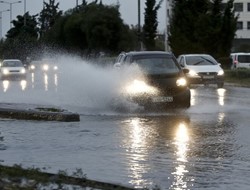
198,72,217,76
10,70,20,73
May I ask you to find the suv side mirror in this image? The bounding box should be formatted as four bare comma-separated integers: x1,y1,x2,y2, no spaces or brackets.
183,68,189,74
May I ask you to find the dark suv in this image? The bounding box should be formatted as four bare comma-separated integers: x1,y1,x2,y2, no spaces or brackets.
114,51,191,109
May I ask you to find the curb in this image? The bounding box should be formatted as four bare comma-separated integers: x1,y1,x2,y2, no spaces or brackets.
0,103,80,122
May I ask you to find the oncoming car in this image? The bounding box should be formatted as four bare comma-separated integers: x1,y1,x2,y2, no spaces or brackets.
114,51,191,109
177,54,224,88
0,59,26,80
29,59,58,72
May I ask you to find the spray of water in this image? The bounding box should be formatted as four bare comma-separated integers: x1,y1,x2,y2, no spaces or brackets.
54,54,145,113
0,53,145,114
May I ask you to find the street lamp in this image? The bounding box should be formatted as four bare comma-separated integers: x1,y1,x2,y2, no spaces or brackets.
138,0,143,50
24,0,26,26
0,0,22,28
0,9,10,39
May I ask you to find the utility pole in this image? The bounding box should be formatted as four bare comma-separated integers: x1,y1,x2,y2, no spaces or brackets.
24,0,26,26
138,0,142,50
0,1,22,29
0,9,10,39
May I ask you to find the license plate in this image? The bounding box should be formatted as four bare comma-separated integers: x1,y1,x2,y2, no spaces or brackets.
152,96,173,103
203,76,214,79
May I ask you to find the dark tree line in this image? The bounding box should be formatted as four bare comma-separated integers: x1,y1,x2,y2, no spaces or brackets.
168,0,238,58
0,0,238,61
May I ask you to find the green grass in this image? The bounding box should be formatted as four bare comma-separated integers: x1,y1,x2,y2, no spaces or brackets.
224,69,250,87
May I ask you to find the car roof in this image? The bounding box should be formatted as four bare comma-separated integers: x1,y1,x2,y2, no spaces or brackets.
123,51,173,56
230,52,250,55
179,54,211,57
3,59,21,62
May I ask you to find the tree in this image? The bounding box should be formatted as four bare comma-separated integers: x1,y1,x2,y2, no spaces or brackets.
6,12,39,39
168,0,237,58
39,0,62,36
168,0,210,56
3,12,39,60
44,1,135,55
142,0,163,50
219,0,238,57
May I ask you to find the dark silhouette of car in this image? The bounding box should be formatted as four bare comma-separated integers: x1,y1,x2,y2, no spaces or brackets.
114,51,191,109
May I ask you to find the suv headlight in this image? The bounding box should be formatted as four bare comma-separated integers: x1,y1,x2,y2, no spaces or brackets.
176,77,187,86
125,79,158,95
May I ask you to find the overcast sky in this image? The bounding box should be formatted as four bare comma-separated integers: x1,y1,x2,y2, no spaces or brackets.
0,0,166,38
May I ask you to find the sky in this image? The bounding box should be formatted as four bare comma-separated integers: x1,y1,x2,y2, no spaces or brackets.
0,0,166,39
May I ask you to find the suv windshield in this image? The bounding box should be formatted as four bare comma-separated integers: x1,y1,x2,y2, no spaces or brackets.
186,56,217,66
132,55,180,74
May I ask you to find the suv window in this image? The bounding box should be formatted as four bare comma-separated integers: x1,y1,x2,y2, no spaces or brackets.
131,54,180,74
237,55,250,62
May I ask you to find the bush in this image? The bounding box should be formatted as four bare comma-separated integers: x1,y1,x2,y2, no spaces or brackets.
225,69,250,79
217,57,232,70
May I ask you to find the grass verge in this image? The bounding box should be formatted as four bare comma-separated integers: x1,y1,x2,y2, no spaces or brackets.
224,69,250,87
0,164,136,190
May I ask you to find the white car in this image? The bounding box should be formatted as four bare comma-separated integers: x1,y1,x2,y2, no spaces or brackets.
0,59,26,80
177,54,224,88
230,52,250,69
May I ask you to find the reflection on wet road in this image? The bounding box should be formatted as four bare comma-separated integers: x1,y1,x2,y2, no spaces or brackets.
0,61,250,189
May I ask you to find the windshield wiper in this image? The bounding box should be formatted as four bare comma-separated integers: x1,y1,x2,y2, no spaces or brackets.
200,56,216,65
193,60,204,65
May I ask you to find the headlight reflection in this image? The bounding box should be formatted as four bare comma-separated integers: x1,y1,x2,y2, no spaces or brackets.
3,80,9,92
171,123,190,189
2,80,27,92
44,73,48,91
217,88,226,106
127,118,152,188
190,89,196,106
20,80,27,91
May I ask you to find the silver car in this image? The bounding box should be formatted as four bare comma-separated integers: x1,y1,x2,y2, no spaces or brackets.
177,54,224,88
0,59,26,80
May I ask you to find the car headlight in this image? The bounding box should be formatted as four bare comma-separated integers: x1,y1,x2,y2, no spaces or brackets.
188,70,198,76
30,65,35,70
2,68,9,75
176,77,187,87
43,64,49,71
217,70,224,76
53,66,58,70
21,68,26,74
125,79,158,95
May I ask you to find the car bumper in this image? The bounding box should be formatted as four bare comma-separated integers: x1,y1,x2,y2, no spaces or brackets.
1,74,26,80
128,88,191,109
187,75,224,85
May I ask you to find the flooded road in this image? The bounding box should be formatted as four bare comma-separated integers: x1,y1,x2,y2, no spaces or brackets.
0,57,250,189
